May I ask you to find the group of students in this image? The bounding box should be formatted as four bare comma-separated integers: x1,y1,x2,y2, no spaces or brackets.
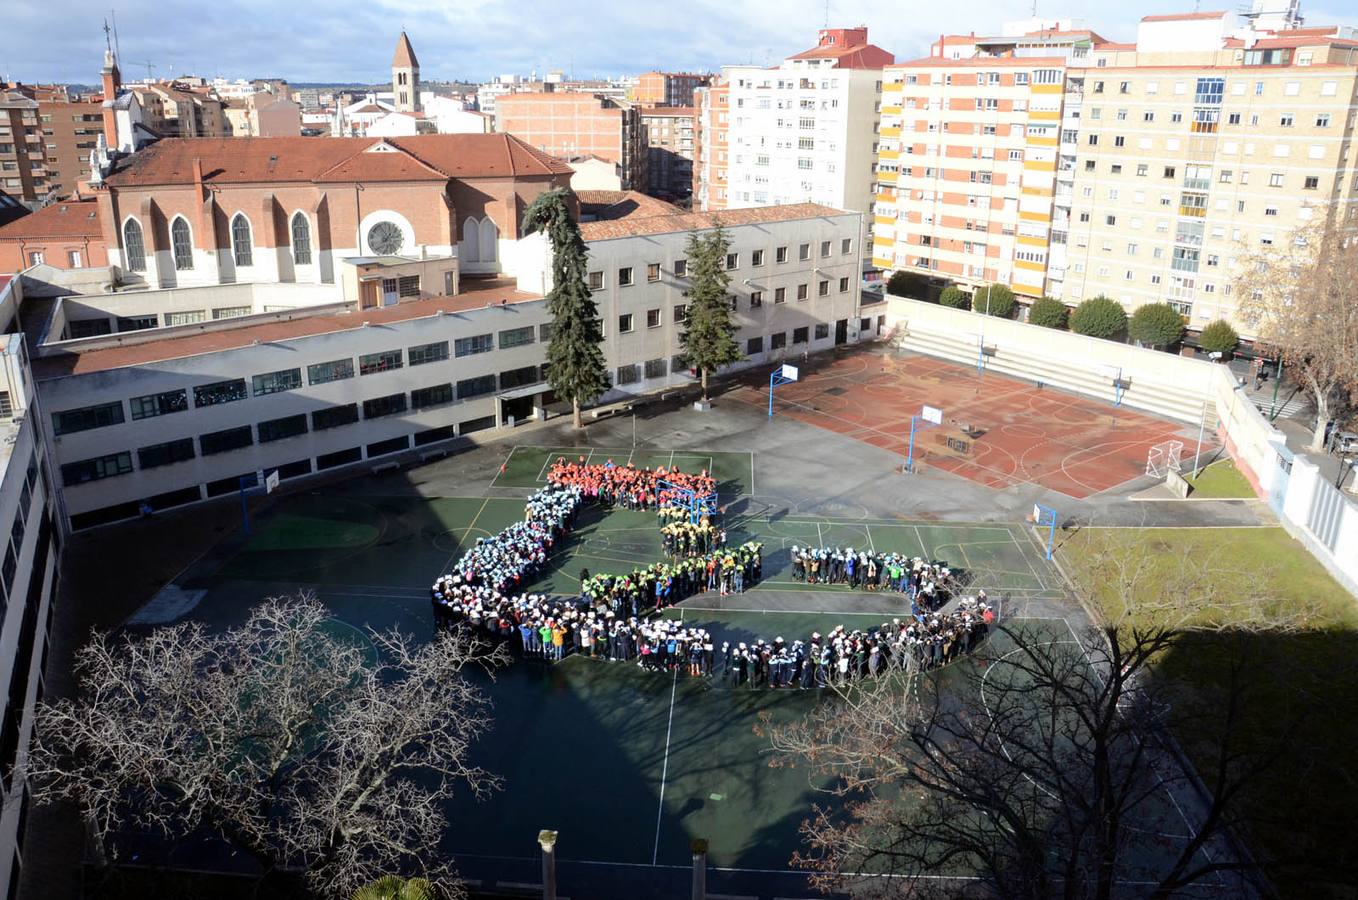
791,546,958,612
660,521,724,559
580,540,765,616
545,457,717,511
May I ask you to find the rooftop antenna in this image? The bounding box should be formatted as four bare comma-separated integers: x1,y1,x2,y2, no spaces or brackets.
824,0,830,28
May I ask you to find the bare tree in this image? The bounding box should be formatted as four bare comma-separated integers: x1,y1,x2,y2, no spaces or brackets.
767,534,1325,899
1236,214,1358,450
23,594,505,899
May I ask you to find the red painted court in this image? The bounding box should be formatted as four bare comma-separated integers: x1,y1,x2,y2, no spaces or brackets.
735,350,1201,500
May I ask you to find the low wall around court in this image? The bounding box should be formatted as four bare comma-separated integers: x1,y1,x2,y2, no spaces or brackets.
883,295,1358,599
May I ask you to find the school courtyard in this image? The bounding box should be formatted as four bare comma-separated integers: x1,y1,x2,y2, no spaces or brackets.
42,343,1291,899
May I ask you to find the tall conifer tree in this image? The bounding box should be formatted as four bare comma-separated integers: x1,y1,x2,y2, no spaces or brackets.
524,188,609,428
679,223,742,402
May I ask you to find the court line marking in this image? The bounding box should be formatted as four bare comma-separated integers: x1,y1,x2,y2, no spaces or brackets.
912,525,931,560
652,607,682,866
864,523,876,554
440,497,491,575
493,444,522,489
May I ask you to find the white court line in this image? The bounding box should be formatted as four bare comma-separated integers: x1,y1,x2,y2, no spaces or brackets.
533,446,556,483
864,523,876,554
748,449,756,496
816,521,824,547
652,606,682,866
913,524,931,560
494,444,522,489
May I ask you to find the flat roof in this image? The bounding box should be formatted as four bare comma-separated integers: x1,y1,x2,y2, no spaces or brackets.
33,277,540,379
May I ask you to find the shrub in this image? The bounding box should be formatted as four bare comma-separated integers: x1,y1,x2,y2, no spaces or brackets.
974,284,1016,318
1128,302,1186,348
939,286,970,310
1197,319,1239,356
1028,296,1069,330
886,270,930,300
1070,295,1127,339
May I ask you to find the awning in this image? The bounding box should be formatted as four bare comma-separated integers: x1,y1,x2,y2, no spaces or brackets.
497,382,546,401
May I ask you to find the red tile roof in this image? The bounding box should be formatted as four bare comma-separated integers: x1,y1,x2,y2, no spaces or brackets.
577,190,683,221
0,198,102,241
33,277,540,378
788,43,894,68
579,202,850,241
104,133,573,187
640,106,696,117
892,55,1068,68
1140,10,1227,21
392,31,420,69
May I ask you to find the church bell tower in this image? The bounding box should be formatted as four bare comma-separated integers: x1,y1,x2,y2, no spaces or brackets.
391,31,421,113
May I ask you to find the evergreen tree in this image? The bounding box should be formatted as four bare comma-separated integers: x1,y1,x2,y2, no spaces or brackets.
524,188,609,429
679,223,742,402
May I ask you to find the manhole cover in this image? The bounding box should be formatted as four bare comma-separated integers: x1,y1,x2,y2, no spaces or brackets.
824,387,847,396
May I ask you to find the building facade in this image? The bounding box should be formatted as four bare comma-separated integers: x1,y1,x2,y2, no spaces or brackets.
872,8,1358,339
639,107,696,200
692,81,729,210
29,201,867,531
0,198,106,272
702,28,893,226
0,91,47,203
0,275,63,900
494,92,646,190
634,72,712,107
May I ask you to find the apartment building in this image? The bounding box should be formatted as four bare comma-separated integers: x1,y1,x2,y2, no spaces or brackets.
127,82,228,138
633,72,711,107
705,28,892,224
639,107,696,200
0,275,63,900
692,81,729,210
495,92,646,190
0,91,46,203
873,6,1358,339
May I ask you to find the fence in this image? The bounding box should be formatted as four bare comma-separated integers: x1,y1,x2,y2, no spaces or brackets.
884,296,1358,598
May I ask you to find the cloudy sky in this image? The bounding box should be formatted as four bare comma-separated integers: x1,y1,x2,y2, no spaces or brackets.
8,0,1358,85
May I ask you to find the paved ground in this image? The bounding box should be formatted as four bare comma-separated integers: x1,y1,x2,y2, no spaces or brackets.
24,341,1276,900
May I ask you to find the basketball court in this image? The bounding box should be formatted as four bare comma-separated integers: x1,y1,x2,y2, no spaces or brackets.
738,350,1203,499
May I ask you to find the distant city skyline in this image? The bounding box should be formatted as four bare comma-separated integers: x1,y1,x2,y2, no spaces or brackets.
8,0,1358,87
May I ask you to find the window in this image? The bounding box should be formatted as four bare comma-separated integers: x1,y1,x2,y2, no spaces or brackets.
130,389,187,420
673,259,687,277
588,271,605,290
815,323,829,340
818,280,829,297
359,349,403,375
776,246,788,263
1316,113,1331,128
499,366,538,389
643,358,666,379
193,379,248,407
820,241,831,257
362,393,408,419
771,331,787,349
774,287,786,303
839,276,850,293
752,249,765,266
118,315,157,332
796,284,808,301
171,217,193,270
165,310,204,326
251,368,302,396
539,323,553,342
618,266,634,287
750,291,763,307
411,383,454,409
1304,176,1319,190
230,214,253,267
291,213,311,265
647,262,661,282
792,326,809,344
746,336,763,355
408,341,450,366
456,374,497,399
616,364,640,385
397,275,420,298
61,451,133,486
257,414,308,443
122,219,146,271
798,243,811,261
673,304,688,322
728,296,739,312
1280,113,1294,127
726,253,739,270
199,426,254,456
671,354,688,373
1269,173,1284,187
647,308,661,328
454,334,494,357
498,327,535,350
312,404,359,431
213,306,251,320
308,358,354,385
52,401,124,436
618,314,634,333
134,437,195,471
842,238,853,254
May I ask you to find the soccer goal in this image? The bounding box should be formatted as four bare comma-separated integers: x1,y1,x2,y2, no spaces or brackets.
1145,440,1185,479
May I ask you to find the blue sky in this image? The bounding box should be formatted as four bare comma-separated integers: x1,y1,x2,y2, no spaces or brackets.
7,0,1358,85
